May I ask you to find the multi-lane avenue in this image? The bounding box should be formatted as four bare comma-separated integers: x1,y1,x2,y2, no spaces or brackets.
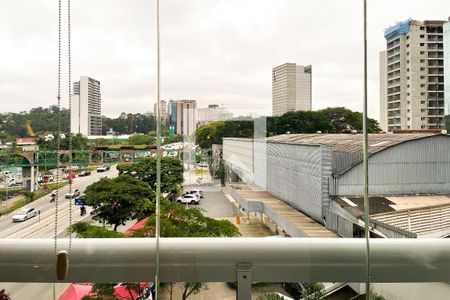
0,166,118,300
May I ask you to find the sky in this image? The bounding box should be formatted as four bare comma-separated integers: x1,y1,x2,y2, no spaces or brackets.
0,0,449,120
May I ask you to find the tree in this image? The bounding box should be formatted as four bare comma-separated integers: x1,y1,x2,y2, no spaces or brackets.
302,282,326,300
68,221,125,238
83,175,155,231
128,134,154,145
70,200,240,300
117,157,183,194
131,201,240,238
22,191,36,203
271,111,333,135
319,107,381,133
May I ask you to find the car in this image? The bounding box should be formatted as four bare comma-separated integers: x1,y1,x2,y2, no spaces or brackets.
65,189,80,199
186,189,204,198
96,165,110,172
176,194,200,204
78,170,91,177
12,207,39,222
63,172,77,180
198,163,208,168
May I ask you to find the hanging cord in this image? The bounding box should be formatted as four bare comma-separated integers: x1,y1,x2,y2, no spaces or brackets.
155,0,161,298
54,0,62,258
67,0,73,253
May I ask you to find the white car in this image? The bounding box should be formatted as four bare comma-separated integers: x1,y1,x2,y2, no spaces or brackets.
186,189,204,198
65,189,80,199
12,207,39,222
176,194,200,204
96,165,110,172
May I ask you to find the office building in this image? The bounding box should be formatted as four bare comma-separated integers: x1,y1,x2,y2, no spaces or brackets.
71,76,102,136
272,63,312,116
169,100,197,136
153,99,168,120
197,104,234,127
380,19,445,132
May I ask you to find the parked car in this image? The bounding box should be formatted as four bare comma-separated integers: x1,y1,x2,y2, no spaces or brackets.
65,189,80,199
64,172,77,180
96,165,110,172
78,170,91,177
186,189,204,198
176,194,200,204
198,163,208,168
12,207,39,222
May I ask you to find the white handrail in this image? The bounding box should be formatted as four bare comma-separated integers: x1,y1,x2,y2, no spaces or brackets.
0,238,449,283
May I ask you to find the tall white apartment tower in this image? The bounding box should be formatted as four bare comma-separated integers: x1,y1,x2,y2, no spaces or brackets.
444,20,450,131
380,19,445,132
71,76,102,136
272,63,312,116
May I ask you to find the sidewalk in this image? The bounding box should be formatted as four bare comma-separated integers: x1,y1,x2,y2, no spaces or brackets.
0,194,25,213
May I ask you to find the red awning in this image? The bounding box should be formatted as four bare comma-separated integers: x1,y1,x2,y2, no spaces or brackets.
58,284,92,300
124,217,149,236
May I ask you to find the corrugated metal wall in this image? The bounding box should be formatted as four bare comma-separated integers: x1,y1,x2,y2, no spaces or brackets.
254,140,267,189
265,143,325,222
336,135,450,196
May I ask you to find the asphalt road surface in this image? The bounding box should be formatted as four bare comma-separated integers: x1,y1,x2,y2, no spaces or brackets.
193,185,239,218
0,166,118,300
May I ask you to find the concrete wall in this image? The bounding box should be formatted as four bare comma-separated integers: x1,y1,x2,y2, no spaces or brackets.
223,138,254,183
336,135,450,195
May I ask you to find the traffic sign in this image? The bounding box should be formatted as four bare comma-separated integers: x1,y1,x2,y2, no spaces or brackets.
74,198,86,206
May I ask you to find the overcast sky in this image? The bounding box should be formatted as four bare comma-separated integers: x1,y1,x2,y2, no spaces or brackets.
1,0,449,120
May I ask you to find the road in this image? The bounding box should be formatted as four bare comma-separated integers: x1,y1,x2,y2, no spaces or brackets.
194,185,238,218
0,166,118,300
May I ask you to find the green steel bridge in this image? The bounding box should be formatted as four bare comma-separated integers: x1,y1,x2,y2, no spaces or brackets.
0,148,211,169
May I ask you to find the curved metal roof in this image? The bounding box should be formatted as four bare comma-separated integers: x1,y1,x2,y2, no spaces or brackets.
266,133,444,154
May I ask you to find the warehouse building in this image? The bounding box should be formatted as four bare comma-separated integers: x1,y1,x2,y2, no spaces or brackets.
223,133,450,238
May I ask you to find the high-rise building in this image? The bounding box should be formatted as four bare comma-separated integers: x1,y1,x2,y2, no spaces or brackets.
71,76,102,136
153,99,168,120
272,63,312,116
169,100,197,136
197,104,234,127
444,20,450,131
380,19,445,132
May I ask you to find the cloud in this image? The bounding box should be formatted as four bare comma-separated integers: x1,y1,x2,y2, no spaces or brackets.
0,0,449,120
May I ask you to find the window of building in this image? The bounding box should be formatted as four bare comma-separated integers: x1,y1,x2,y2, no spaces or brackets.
420,84,425,87
407,84,410,88
420,76,425,79
421,101,425,104
420,59,425,63
420,26,425,30
407,68,410,72
406,35,410,40
407,52,410,56
407,92,410,96
420,34,425,38
407,118,410,121
420,67,425,71
407,76,410,80
407,60,410,63
421,92,425,96
420,51,425,54
406,44,410,48
420,43,425,46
